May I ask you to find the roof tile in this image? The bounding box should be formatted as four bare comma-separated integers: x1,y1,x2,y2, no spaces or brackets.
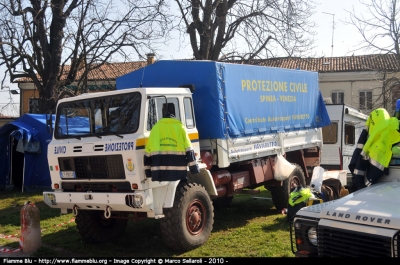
17,61,147,83
243,54,400,72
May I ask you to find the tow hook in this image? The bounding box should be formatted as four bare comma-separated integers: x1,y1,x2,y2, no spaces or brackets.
72,205,79,216
104,206,112,219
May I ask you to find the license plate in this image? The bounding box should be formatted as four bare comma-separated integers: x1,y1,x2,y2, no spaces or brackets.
60,171,76,179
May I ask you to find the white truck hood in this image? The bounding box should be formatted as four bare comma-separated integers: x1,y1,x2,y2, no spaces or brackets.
299,181,400,229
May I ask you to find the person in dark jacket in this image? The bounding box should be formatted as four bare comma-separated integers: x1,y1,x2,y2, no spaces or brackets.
349,108,400,192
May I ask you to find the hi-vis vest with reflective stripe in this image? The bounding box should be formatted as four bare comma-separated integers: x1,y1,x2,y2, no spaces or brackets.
143,118,199,181
362,108,400,168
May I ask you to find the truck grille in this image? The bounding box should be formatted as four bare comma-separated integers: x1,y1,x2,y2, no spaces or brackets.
318,225,398,257
59,155,125,179
61,181,131,192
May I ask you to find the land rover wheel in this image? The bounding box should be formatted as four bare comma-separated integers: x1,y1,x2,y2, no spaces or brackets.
268,164,306,211
75,210,128,243
160,182,214,251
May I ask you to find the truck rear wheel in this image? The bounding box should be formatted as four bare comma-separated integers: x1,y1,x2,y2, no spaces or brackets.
75,210,128,243
268,164,306,211
160,182,214,251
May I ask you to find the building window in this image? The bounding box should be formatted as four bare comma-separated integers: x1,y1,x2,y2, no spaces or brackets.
29,98,40,113
331,91,344,104
359,91,372,110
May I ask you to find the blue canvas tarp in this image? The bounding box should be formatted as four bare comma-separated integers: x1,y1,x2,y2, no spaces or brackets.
116,60,331,139
0,114,54,192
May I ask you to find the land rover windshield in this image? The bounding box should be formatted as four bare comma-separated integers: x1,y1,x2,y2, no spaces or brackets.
54,92,141,139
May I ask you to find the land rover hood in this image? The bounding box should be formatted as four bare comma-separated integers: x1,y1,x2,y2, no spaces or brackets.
319,181,400,229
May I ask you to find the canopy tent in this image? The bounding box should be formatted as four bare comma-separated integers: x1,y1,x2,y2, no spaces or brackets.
0,114,54,192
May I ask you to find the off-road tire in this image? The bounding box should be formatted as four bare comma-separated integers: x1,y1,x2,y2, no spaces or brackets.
212,196,234,210
75,210,128,243
268,164,306,211
160,182,214,251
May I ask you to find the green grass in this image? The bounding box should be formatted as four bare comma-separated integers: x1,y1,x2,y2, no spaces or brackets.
0,188,294,257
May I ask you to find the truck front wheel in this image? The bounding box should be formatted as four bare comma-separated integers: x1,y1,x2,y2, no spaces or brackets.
268,164,306,211
75,210,128,243
160,182,214,251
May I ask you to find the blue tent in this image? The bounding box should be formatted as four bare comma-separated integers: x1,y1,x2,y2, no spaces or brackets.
0,114,54,192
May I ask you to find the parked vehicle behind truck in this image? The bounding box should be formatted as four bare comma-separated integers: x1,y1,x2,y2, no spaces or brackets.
43,60,330,250
321,103,368,185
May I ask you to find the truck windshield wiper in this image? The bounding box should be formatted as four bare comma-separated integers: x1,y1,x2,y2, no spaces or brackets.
115,134,123,138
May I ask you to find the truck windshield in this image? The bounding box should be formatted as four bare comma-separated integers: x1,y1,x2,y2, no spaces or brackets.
54,92,141,139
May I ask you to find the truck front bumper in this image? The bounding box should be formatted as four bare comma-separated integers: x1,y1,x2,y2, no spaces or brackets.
43,190,154,213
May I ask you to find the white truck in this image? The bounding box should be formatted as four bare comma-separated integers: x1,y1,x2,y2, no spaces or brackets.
43,60,331,251
321,104,368,185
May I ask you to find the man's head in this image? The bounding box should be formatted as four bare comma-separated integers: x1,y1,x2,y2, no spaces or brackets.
162,103,175,118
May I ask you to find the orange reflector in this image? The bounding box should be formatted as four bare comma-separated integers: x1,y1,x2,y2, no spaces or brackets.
132,183,138,189
296,238,304,245
54,184,60,189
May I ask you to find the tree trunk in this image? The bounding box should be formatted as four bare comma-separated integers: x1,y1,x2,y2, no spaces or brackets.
38,84,56,113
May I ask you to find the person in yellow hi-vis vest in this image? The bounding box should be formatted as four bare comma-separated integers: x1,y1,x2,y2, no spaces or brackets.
360,108,400,184
143,107,199,182
349,108,400,188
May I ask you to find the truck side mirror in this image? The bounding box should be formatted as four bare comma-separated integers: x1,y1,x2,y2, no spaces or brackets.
46,112,53,135
179,84,196,93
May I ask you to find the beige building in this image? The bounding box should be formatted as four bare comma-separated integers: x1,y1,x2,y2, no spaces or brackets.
0,115,16,127
251,54,400,115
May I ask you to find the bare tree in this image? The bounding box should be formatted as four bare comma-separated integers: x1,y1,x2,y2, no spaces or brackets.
348,0,400,58
173,0,317,61
347,0,400,113
0,0,172,113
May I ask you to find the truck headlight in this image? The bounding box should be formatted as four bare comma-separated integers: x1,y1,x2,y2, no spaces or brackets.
44,193,57,205
134,195,143,208
308,227,318,246
126,194,144,208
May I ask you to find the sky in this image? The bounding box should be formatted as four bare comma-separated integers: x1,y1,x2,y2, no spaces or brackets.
0,0,380,106
160,0,370,59
311,0,368,57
